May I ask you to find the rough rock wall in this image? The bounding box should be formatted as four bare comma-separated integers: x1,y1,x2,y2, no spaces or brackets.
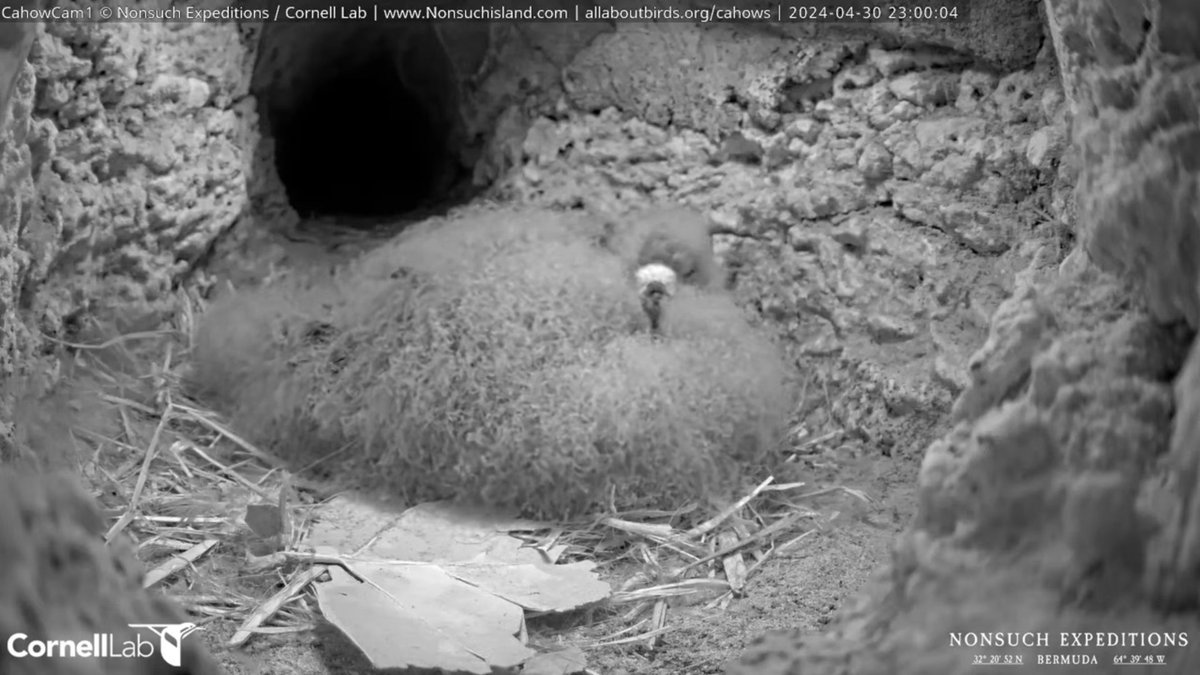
494,15,1070,526
731,0,1200,672
1059,0,1200,329
1,3,255,455
686,0,1045,71
860,0,1044,71
525,0,1046,163
245,0,1048,222
22,11,255,327
0,468,220,675
1082,0,1200,609
1015,0,1200,616
5,0,1049,365
0,8,43,456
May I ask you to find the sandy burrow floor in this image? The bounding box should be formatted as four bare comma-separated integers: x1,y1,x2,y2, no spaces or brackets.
193,428,918,675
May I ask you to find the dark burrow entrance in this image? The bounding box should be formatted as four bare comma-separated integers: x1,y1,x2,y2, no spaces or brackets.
258,29,468,221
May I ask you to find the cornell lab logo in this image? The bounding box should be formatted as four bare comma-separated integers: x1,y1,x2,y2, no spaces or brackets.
6,622,201,667
129,623,203,667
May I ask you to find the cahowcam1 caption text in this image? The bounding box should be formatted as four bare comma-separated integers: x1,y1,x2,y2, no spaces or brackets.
0,5,274,21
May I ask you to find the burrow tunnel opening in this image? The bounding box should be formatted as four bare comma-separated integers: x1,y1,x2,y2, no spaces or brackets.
265,33,468,221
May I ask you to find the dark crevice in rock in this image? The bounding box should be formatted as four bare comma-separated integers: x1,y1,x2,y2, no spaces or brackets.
275,53,444,218
253,26,473,223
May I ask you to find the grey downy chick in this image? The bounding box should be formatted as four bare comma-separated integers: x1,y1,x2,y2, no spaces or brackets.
627,207,721,334
631,208,721,291
592,204,721,334
634,262,679,334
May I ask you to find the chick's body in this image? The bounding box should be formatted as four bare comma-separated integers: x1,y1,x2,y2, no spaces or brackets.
630,207,721,290
604,206,722,333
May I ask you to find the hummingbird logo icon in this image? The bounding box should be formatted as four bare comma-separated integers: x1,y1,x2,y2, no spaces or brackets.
128,623,203,667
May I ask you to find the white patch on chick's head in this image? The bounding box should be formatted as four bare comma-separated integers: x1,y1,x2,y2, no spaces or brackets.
635,263,678,299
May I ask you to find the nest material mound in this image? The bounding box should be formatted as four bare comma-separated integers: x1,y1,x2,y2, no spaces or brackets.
189,207,797,518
